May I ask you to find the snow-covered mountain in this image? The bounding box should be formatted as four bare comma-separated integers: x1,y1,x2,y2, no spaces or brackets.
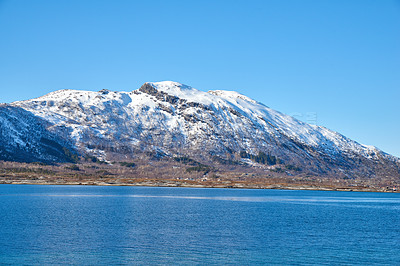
3,81,400,178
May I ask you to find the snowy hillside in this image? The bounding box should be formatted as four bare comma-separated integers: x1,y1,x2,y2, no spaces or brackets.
0,105,76,163
3,81,399,177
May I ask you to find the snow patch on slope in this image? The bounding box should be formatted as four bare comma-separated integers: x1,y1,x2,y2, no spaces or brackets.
208,90,259,104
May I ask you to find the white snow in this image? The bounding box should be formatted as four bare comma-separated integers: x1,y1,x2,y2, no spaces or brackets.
148,81,218,105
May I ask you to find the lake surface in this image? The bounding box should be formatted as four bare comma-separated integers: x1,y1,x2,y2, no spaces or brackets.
0,185,399,265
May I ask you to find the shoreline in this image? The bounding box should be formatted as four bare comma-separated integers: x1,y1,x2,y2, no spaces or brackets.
1,161,398,194
1,180,398,193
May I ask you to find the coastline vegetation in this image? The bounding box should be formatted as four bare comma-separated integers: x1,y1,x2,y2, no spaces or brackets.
0,153,397,193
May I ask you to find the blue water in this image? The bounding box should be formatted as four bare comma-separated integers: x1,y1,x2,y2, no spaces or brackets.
0,185,399,265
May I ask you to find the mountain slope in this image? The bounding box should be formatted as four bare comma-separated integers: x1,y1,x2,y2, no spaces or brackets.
0,105,77,163
5,81,400,178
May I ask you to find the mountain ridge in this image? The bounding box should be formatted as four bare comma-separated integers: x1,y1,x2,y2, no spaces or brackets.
1,81,399,180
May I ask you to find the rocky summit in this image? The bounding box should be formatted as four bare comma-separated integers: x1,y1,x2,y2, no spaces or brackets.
1,81,399,180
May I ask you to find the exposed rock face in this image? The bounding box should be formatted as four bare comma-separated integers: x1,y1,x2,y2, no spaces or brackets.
1,81,399,178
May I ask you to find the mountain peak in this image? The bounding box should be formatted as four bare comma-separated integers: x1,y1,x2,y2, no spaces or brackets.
138,81,215,105
142,81,260,106
149,81,188,89
146,81,196,94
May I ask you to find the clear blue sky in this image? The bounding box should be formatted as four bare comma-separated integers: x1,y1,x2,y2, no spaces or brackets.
0,0,399,157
